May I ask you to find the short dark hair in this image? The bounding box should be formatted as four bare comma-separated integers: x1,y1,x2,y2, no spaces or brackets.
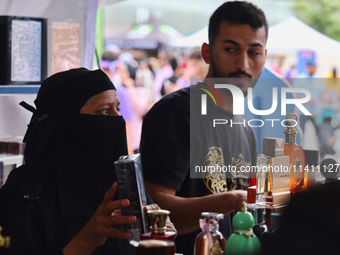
170,57,178,72
208,1,268,45
102,51,119,62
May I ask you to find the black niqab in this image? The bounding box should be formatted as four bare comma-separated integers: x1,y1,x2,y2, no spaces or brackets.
22,67,128,218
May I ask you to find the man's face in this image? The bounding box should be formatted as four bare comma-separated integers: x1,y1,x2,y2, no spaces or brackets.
307,65,316,76
80,90,120,116
157,51,168,67
202,21,267,95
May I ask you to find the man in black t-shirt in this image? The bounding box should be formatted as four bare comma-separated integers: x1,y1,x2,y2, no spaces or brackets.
140,2,268,254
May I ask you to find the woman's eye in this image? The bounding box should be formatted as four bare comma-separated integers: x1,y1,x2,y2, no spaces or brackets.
101,109,109,115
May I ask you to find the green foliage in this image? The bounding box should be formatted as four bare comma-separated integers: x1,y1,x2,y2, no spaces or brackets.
292,0,340,41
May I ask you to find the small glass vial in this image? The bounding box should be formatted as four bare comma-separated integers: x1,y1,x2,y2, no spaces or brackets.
141,209,176,255
256,154,271,204
193,212,225,255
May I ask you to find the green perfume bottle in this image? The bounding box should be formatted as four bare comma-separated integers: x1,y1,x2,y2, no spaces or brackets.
224,204,261,255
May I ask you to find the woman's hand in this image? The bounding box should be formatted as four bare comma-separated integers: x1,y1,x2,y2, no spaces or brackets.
62,182,136,255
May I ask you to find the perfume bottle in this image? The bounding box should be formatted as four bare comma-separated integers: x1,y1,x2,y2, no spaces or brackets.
193,212,225,255
256,154,290,206
247,204,268,243
256,154,270,203
141,209,176,255
257,138,286,204
224,203,261,255
283,113,306,193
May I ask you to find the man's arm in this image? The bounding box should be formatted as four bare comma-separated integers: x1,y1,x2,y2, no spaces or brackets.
145,181,246,235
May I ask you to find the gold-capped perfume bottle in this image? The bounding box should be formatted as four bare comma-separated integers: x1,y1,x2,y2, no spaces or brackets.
141,209,176,255
283,113,306,193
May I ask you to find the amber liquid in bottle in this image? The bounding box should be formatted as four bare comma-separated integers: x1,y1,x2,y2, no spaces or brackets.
283,113,306,193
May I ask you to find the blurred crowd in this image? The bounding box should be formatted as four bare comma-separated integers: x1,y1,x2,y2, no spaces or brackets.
272,61,340,159
99,46,208,154
100,45,340,160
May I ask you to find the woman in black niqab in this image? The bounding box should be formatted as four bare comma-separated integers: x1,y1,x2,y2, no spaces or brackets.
0,68,136,254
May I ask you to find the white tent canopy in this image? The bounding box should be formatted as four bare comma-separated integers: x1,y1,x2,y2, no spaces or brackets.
170,17,340,57
267,16,340,56
169,25,208,47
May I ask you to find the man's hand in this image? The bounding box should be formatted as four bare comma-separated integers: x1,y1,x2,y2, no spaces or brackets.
62,182,136,255
219,190,247,213
145,181,248,235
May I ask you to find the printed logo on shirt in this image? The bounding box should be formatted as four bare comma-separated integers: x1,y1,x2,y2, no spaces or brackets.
202,147,251,193
203,146,228,193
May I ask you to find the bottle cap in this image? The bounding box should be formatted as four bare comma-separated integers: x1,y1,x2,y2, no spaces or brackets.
262,138,284,157
147,209,170,234
233,211,255,230
200,212,224,233
284,113,299,145
200,212,224,221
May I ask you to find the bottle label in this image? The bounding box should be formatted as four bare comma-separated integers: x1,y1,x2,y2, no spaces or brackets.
291,156,304,186
294,157,301,174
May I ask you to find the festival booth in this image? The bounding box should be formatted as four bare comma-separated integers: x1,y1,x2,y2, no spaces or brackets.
169,25,208,48
170,17,340,76
104,17,183,57
0,0,104,138
266,16,340,76
0,0,124,189
266,16,340,56
0,2,337,253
